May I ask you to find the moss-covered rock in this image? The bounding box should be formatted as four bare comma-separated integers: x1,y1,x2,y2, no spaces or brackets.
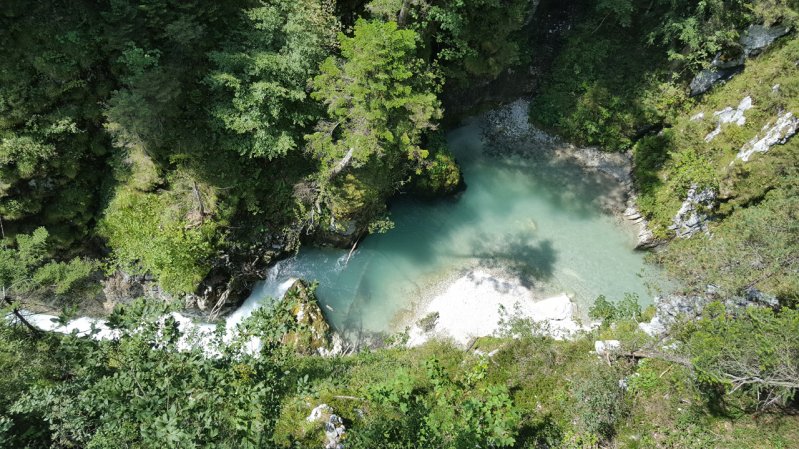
413,133,464,196
281,279,333,355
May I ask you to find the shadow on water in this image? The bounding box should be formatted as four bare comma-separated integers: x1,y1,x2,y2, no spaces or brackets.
262,109,666,337
472,235,557,289
478,155,623,220
442,231,557,289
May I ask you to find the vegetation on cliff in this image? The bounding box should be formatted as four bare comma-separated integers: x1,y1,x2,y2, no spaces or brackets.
1,0,798,447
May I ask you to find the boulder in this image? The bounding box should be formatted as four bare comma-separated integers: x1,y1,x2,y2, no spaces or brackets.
638,316,667,337
306,405,346,449
689,67,742,96
281,280,335,355
689,25,789,97
306,404,332,423
704,96,753,142
741,24,791,57
324,414,346,449
594,340,621,356
711,51,745,70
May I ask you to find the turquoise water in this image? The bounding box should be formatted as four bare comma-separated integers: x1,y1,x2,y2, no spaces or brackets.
247,116,666,333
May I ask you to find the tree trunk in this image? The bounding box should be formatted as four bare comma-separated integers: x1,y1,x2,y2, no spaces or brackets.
397,0,411,27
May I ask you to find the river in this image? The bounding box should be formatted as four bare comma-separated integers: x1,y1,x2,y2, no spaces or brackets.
241,101,667,335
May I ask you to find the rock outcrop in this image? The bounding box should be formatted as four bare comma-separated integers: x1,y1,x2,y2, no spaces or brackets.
704,96,753,142
638,287,780,337
690,66,743,97
306,404,346,449
741,24,791,57
669,184,716,238
736,111,799,162
689,24,790,96
624,200,659,249
281,279,338,356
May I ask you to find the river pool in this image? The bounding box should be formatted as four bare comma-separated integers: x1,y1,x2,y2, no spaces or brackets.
240,103,667,335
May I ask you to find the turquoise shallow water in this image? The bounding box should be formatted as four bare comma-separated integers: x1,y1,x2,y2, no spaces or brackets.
246,116,667,333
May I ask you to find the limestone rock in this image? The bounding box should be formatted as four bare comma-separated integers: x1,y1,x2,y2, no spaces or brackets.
281,279,334,355
689,67,742,96
669,184,716,238
689,25,788,97
624,199,660,249
594,340,621,356
736,111,799,162
638,316,667,337
306,404,332,423
324,414,346,449
306,405,346,449
711,51,745,70
741,24,791,57
704,96,752,142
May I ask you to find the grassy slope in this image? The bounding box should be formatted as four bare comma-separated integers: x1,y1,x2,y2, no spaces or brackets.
272,328,799,448
635,34,799,237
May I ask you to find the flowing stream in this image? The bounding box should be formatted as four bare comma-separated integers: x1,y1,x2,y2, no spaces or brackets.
242,103,668,334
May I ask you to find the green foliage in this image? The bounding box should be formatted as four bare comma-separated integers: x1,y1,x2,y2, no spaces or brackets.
660,186,799,300
572,363,628,440
350,357,519,448
633,33,799,241
367,0,534,83
0,1,109,243
308,19,443,224
99,186,219,295
649,0,752,68
423,0,533,82
309,19,441,169
0,227,96,304
529,3,682,151
413,132,462,195
10,300,294,449
0,322,62,448
206,0,338,159
678,303,799,408
589,294,643,324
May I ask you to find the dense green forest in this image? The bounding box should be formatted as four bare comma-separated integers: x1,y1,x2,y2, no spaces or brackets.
1,0,799,447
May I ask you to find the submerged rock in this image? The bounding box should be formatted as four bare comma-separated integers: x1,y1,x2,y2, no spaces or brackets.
735,111,799,162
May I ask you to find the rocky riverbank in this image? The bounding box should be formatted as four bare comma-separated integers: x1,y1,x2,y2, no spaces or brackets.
404,269,588,348
482,99,659,249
